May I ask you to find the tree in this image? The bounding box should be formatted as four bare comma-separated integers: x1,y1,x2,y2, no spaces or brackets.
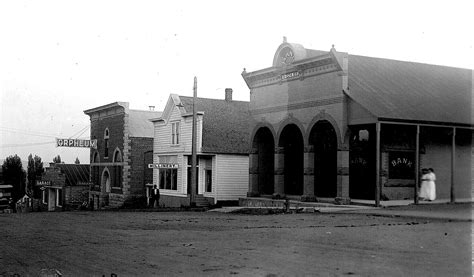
75,157,80,164
53,155,62,163
2,155,26,201
27,154,44,196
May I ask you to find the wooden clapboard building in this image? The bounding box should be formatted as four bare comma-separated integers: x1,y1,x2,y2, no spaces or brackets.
150,90,250,207
84,102,161,209
242,38,472,204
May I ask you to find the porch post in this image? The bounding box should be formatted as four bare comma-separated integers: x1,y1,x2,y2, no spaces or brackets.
375,122,381,207
273,146,285,198
248,147,260,197
302,145,316,202
414,125,420,204
451,127,456,203
336,147,351,204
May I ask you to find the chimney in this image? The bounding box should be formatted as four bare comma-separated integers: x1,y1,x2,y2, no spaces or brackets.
149,105,155,111
225,88,233,101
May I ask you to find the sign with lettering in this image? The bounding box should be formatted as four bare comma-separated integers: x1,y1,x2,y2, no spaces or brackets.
281,71,300,81
56,138,97,149
389,152,414,179
148,163,179,169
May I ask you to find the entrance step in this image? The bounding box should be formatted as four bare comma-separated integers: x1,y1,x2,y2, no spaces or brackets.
194,195,210,207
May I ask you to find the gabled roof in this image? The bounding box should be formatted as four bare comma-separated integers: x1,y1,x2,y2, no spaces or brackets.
178,96,250,154
54,164,90,186
346,54,472,126
129,110,162,138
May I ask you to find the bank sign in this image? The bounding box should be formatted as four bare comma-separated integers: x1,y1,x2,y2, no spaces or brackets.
56,138,97,149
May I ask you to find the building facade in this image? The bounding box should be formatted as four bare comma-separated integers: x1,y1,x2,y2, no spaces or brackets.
37,163,90,211
242,39,473,204
84,102,161,209
151,90,250,207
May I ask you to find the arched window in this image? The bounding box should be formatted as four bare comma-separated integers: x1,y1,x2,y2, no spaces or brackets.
113,148,122,188
104,128,110,158
92,151,100,186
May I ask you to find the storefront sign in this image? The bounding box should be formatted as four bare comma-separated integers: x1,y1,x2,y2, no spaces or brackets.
281,71,300,81
389,152,414,179
148,163,179,169
56,138,97,149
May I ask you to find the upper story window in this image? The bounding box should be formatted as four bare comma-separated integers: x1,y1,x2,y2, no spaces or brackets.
104,128,110,158
171,122,180,145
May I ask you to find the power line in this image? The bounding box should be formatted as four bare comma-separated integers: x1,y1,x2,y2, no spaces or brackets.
0,141,56,148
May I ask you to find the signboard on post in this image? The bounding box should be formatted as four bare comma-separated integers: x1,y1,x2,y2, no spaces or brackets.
56,138,97,149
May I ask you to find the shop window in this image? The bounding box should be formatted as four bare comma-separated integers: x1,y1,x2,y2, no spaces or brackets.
56,189,63,207
159,169,177,190
388,152,415,179
158,155,178,190
171,122,180,145
205,169,212,192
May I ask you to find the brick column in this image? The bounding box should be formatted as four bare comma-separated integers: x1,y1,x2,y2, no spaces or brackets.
247,148,260,197
273,147,285,198
302,145,316,202
335,148,351,204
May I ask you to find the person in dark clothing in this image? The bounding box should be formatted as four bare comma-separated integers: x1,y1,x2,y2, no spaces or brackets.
150,185,160,208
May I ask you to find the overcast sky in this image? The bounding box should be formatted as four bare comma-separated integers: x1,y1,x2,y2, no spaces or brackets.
1,0,473,165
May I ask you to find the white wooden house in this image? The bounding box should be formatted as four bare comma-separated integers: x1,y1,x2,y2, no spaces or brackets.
150,89,250,207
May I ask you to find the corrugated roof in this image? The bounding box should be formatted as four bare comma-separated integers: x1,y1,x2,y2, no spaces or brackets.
129,110,162,138
179,96,250,154
346,54,472,126
54,164,90,186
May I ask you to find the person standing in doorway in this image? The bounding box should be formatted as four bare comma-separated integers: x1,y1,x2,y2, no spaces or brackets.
150,185,160,208
419,168,430,201
426,168,436,201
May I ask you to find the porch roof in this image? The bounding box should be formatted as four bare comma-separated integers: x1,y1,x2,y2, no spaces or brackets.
346,54,472,127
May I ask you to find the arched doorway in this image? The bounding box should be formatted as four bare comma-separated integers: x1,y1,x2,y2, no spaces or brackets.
252,127,274,195
101,169,111,193
279,124,304,195
310,120,337,198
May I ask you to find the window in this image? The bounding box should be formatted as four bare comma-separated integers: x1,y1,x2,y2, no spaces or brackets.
171,122,180,145
205,169,212,192
158,155,178,190
113,149,122,188
159,168,177,190
56,189,63,207
104,128,110,158
389,152,415,179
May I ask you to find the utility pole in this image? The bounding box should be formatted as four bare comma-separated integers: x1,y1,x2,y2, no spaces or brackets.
190,76,197,207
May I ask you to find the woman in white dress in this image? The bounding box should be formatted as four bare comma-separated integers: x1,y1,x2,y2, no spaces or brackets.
426,168,436,201
419,168,430,201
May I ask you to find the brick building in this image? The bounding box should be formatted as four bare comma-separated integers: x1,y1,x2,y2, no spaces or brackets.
84,102,161,209
242,38,472,205
37,163,90,211
151,90,250,207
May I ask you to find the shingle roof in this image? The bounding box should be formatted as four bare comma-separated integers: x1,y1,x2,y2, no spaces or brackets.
346,54,472,126
179,96,250,154
129,110,162,138
54,164,90,186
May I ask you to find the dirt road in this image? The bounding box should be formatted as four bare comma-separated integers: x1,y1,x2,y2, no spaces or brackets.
0,205,471,276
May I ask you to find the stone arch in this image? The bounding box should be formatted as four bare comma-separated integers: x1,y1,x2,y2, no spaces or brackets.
308,120,338,198
279,123,304,195
101,167,111,193
277,116,306,146
306,112,342,149
112,147,122,162
251,126,275,195
250,122,277,149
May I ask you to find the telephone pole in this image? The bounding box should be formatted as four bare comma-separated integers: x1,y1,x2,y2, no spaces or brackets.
190,76,197,207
